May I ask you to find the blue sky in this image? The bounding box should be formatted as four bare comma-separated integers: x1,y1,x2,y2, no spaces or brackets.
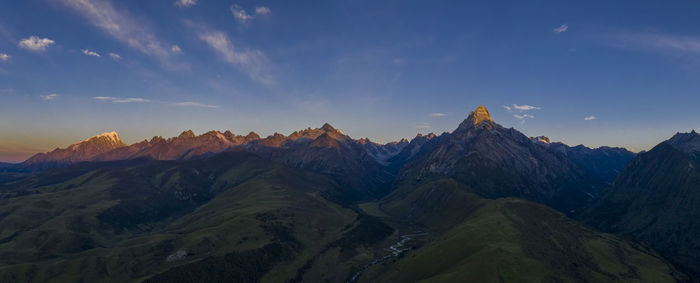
1,0,700,162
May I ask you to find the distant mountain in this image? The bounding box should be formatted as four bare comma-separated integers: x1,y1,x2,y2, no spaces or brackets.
94,130,259,161
358,137,408,166
18,132,126,171
245,123,396,201
389,106,600,213
531,137,636,184
583,130,700,276
385,132,450,173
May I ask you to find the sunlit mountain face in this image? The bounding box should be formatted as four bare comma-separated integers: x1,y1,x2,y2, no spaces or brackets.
1,1,699,282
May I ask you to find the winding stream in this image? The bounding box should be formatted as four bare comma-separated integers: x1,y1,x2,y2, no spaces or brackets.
348,232,428,282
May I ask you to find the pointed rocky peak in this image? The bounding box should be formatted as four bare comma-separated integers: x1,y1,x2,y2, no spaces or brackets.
321,123,335,131
468,105,493,124
150,136,165,143
246,131,260,140
456,105,495,132
178,130,196,139
321,123,344,135
399,138,409,143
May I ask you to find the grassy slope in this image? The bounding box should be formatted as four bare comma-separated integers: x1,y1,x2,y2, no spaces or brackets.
364,179,685,282
0,153,360,282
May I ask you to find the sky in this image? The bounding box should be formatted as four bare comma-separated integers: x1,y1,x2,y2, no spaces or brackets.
1,0,700,162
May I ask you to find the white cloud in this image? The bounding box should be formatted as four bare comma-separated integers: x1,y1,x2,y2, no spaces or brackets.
231,4,254,24
40,94,59,100
584,116,596,121
609,31,700,55
59,0,177,67
513,114,534,120
82,49,101,57
415,123,431,130
174,101,218,108
511,104,541,111
430,113,446,117
93,96,148,103
502,105,511,111
18,36,55,52
553,24,568,34
0,53,8,61
198,30,274,85
171,45,182,54
174,0,196,8
255,6,271,15
108,52,120,59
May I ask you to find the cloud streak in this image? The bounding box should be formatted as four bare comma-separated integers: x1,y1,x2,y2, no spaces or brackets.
197,29,274,85
415,123,431,130
174,101,218,108
93,96,148,103
18,36,55,52
108,52,120,59
59,0,178,67
82,49,100,57
174,0,196,8
430,113,446,117
0,53,8,61
231,4,271,24
512,104,541,111
584,116,596,121
513,114,534,120
553,24,568,34
40,94,59,100
609,31,700,55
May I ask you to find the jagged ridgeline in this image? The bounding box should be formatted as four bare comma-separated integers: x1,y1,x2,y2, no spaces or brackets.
0,105,693,282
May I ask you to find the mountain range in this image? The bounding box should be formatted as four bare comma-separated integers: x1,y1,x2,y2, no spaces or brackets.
1,105,697,282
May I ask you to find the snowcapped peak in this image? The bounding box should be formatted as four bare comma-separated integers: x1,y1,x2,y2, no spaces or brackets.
84,131,121,143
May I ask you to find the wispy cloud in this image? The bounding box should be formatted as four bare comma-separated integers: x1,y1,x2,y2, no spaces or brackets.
255,6,271,15
171,45,182,54
504,104,540,124
512,104,541,111
415,123,431,130
231,4,271,24
174,0,196,8
0,53,8,61
40,93,59,100
430,113,446,117
197,28,274,85
608,31,700,55
108,52,120,59
514,114,535,120
59,0,179,67
553,24,568,34
93,96,148,103
18,36,55,52
230,4,254,24
584,116,596,121
82,49,101,57
174,101,218,108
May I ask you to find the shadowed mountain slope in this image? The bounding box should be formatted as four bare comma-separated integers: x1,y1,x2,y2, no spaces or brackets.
583,131,700,277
